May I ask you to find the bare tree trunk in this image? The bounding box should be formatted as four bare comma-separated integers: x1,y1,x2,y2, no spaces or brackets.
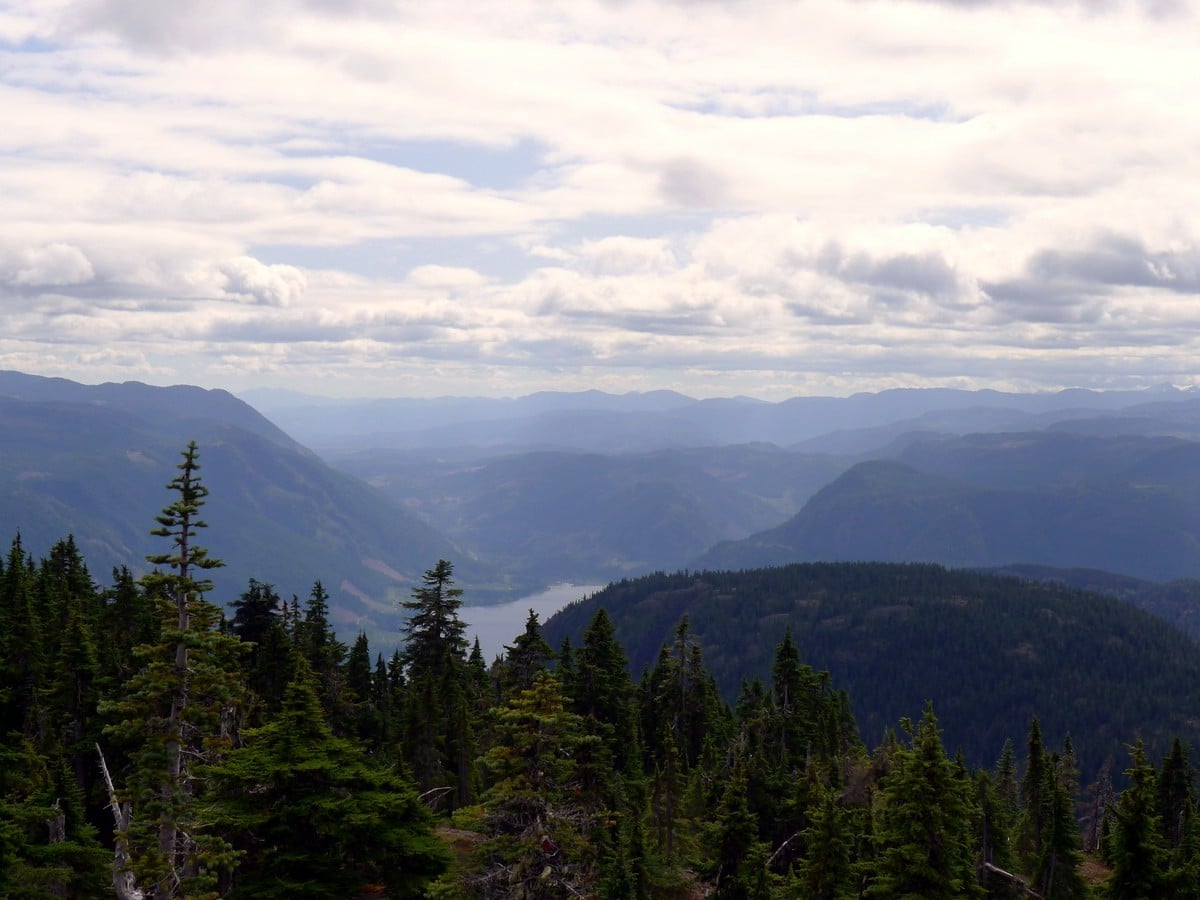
96,744,146,900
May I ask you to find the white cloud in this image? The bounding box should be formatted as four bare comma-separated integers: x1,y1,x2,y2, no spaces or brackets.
1,0,1198,397
5,243,95,287
214,257,307,307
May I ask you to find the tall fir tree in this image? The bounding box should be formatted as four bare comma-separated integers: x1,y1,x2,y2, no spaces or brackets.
1107,740,1170,899
866,706,982,899
500,609,555,696
569,607,640,775
1018,715,1047,868
401,560,473,806
472,671,606,899
1034,753,1087,900
99,442,246,899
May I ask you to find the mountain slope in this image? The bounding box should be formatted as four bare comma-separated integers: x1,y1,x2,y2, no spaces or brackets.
0,377,469,636
542,563,1200,774
331,444,849,584
698,431,1200,583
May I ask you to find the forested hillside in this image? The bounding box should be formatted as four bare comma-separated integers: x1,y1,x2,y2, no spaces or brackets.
543,564,1200,777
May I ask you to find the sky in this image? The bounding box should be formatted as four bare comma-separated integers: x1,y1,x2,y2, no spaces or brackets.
1,0,1198,400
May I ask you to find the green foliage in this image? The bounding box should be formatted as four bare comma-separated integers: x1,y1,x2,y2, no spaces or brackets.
1034,752,1087,900
866,706,982,899
100,442,248,898
401,559,474,806
567,607,640,775
207,661,447,898
797,784,857,900
0,739,109,899
500,608,555,696
471,671,606,898
1107,741,1170,899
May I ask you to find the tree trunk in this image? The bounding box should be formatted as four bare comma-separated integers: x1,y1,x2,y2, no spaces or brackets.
97,744,147,900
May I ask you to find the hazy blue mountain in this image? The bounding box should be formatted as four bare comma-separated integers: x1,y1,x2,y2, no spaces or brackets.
542,563,1200,775
1,369,301,451
0,376,471,640
697,432,1200,582
244,384,1187,454
330,443,849,585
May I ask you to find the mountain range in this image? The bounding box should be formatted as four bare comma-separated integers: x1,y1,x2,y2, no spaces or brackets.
8,371,1200,646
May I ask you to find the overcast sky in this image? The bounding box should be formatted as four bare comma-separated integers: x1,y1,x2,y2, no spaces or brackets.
2,0,1198,399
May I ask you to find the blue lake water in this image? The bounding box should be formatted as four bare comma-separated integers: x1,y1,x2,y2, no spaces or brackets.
463,583,603,662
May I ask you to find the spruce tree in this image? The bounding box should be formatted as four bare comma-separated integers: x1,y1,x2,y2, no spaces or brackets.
99,441,246,899
705,753,770,899
797,783,856,900
207,659,447,898
1157,737,1194,851
473,671,605,898
501,608,555,695
1018,715,1047,868
1034,754,1087,900
401,560,473,805
866,706,982,898
570,607,639,775
1107,740,1170,899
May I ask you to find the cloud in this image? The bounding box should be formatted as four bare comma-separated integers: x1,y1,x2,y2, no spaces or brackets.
3,243,95,287
1,0,1198,399
575,237,677,276
658,157,733,209
215,257,307,306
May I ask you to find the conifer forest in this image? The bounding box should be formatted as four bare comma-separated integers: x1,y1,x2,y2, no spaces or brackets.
4,443,1200,899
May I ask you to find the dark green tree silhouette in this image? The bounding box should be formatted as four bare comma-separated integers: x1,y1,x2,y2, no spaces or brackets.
1107,740,1170,899
866,705,981,898
401,560,473,806
208,659,446,898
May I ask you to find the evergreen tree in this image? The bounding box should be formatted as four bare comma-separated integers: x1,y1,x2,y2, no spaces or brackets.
99,442,246,899
0,535,41,738
866,706,982,898
570,607,639,775
1157,737,1194,851
501,608,555,695
797,783,856,900
472,671,605,898
705,754,770,899
1017,715,1047,867
0,739,109,898
208,660,447,898
229,579,292,719
1034,754,1087,900
1107,740,1170,899
401,560,473,806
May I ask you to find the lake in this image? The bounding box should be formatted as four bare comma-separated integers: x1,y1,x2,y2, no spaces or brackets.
463,583,604,662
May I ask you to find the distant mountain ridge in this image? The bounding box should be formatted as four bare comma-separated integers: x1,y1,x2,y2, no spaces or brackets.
0,370,302,451
697,431,1200,583
245,384,1193,454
